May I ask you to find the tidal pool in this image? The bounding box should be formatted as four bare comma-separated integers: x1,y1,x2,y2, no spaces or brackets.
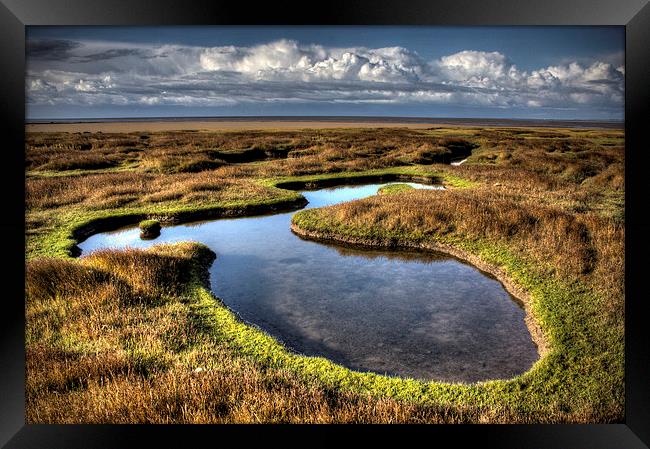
79,182,539,383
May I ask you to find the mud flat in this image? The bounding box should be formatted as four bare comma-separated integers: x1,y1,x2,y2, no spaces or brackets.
25,116,623,133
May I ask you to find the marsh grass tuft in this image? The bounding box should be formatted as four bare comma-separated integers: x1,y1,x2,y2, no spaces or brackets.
139,219,161,239
377,184,415,195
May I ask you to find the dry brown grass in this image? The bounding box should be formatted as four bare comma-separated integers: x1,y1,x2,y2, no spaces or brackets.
27,172,284,210
25,129,477,174
26,128,623,218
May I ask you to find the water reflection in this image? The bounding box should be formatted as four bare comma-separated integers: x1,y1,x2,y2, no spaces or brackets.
312,240,451,262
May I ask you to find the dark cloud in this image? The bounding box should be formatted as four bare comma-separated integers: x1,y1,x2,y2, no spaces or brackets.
26,39,81,60
586,79,621,86
71,48,150,63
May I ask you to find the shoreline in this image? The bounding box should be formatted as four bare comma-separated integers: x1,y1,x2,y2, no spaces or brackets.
25,117,624,133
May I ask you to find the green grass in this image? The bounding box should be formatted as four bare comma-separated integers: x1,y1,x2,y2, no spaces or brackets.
377,184,415,195
139,219,161,238
265,165,478,190
139,219,161,230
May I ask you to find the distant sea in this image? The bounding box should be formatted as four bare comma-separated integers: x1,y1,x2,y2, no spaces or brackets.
25,116,624,130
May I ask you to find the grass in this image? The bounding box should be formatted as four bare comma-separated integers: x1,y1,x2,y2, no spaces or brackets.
25,129,477,176
24,126,624,423
378,184,415,195
139,219,161,231
139,219,161,238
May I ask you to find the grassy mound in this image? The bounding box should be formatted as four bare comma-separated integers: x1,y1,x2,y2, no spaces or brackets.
139,219,161,239
377,183,415,195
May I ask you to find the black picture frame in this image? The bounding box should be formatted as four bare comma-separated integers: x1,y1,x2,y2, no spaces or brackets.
2,0,649,447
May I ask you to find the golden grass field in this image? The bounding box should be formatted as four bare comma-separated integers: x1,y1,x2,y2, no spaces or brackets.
25,123,624,423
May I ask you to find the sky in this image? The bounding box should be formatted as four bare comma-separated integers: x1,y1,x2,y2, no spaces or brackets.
25,26,625,121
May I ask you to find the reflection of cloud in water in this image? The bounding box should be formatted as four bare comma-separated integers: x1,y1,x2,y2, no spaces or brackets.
108,230,143,247
302,182,443,209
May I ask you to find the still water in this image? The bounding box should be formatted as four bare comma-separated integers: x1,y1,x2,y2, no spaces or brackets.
79,183,538,383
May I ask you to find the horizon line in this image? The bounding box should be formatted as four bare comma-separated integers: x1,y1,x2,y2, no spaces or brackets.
26,115,625,124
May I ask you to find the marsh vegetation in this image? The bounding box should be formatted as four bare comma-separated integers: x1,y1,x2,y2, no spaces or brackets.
25,125,624,423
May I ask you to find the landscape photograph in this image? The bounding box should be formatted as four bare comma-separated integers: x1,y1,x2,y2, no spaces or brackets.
25,25,625,423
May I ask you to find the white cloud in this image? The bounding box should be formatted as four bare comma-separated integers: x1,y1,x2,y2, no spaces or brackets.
437,51,512,86
198,40,427,84
26,39,624,114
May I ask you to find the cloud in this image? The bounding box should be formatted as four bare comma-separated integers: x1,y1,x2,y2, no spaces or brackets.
27,39,82,60
72,48,155,63
435,50,518,87
25,38,624,116
197,40,428,84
